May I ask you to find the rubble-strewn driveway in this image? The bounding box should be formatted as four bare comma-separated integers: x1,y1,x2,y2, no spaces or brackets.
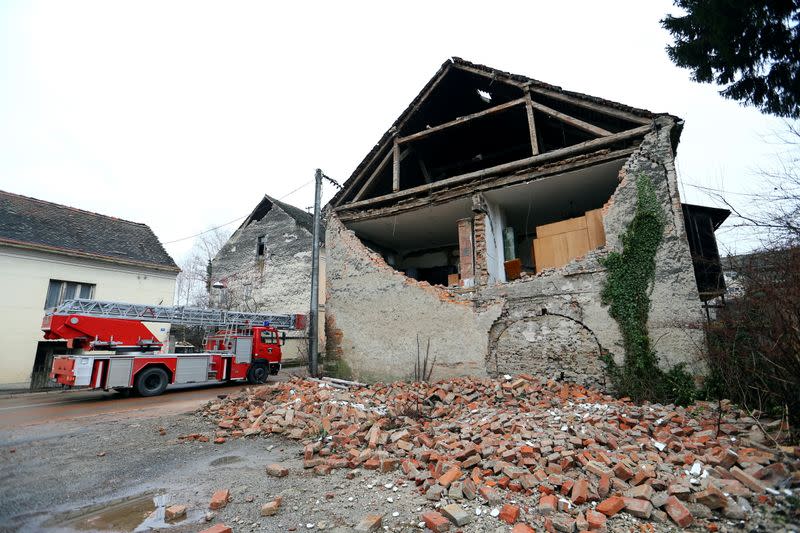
1,373,798,533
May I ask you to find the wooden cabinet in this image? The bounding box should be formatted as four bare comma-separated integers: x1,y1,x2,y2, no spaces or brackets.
532,209,605,273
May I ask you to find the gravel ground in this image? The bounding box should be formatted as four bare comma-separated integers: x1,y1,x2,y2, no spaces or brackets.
0,396,797,533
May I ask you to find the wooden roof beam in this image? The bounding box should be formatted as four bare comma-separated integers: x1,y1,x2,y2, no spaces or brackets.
352,147,392,202
528,99,613,137
335,123,652,211
397,97,527,145
529,86,652,125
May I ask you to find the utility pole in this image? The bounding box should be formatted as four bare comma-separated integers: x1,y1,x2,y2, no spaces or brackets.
308,169,323,376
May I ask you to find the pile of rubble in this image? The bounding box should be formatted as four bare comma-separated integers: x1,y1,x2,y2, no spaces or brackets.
198,375,799,531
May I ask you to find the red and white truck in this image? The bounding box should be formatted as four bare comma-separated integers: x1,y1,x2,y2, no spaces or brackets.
45,299,306,396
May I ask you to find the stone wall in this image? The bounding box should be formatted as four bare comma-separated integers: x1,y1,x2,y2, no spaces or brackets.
211,206,315,316
478,116,707,387
327,116,707,387
324,215,502,382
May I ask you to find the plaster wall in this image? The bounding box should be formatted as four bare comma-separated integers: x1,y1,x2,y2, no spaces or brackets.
479,117,706,387
327,117,706,387
324,215,501,382
0,247,176,386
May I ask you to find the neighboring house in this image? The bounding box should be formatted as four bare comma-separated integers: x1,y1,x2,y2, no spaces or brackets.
325,58,729,385
0,190,179,389
210,195,325,362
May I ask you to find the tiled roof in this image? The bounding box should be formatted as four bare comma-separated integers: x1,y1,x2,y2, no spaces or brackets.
0,190,179,271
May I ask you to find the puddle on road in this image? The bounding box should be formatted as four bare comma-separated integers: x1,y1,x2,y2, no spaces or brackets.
45,492,203,532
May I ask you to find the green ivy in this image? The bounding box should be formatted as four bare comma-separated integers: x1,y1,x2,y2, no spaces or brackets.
601,173,696,405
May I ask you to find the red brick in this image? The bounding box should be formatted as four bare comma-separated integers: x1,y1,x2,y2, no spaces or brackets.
354,514,383,532
421,511,451,532
511,524,536,533
380,457,398,473
586,509,607,529
571,478,588,504
209,489,230,510
199,525,232,533
622,497,653,519
164,504,186,521
695,484,727,510
498,504,520,524
731,466,766,493
613,461,634,481
438,466,461,487
265,463,288,477
664,495,693,528
261,498,281,516
479,485,501,504
596,496,625,516
539,493,557,514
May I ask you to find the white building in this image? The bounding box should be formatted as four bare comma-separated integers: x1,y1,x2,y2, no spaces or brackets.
0,190,179,388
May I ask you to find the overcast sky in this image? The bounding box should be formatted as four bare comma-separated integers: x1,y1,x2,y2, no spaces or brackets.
0,1,793,261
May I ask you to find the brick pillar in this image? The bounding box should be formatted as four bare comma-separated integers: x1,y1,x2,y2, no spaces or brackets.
472,213,490,285
457,218,475,287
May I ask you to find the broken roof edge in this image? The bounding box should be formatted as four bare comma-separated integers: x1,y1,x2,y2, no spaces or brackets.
231,194,324,241
330,57,682,208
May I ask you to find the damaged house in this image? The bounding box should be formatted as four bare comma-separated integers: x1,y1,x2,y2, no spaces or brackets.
325,58,728,386
210,195,325,361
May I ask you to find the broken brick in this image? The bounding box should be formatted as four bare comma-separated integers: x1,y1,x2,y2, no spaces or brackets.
209,489,229,510
261,498,281,516
498,503,520,524
198,525,232,533
664,495,693,528
164,505,186,521
265,463,288,477
353,514,383,532
623,497,653,519
596,496,625,516
421,511,451,532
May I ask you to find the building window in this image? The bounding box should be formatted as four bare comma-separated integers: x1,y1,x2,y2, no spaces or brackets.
44,280,95,309
257,235,266,257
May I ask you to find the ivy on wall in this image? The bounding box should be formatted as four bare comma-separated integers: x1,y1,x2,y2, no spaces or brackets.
601,173,696,405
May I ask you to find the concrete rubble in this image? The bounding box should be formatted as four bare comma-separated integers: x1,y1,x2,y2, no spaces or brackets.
195,375,800,531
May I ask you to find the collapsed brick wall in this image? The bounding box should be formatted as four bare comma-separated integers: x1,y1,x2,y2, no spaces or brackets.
211,206,315,316
478,116,707,387
324,215,502,382
327,116,706,386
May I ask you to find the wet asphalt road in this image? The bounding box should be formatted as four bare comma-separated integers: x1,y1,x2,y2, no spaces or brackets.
0,378,300,532
0,382,248,430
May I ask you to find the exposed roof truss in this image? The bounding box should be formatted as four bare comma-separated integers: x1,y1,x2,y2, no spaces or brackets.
332,59,663,213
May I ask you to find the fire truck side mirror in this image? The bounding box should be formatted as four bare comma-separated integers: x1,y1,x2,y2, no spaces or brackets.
281,331,286,345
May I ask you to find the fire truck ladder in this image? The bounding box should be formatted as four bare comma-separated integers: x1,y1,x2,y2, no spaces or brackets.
49,299,302,330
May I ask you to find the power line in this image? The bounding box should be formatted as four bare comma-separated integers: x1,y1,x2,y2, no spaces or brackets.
682,182,769,199
162,178,315,245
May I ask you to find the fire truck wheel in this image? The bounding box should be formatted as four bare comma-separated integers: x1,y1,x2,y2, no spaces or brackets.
246,363,269,384
135,367,169,397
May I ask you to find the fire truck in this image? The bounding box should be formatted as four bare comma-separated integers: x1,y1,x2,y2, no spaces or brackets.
45,299,306,397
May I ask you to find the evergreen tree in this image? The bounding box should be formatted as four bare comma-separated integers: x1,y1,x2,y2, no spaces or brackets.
662,0,800,118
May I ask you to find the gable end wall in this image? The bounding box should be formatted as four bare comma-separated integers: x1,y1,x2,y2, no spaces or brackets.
325,116,706,387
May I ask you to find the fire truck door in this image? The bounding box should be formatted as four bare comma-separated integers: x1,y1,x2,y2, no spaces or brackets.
234,337,253,364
